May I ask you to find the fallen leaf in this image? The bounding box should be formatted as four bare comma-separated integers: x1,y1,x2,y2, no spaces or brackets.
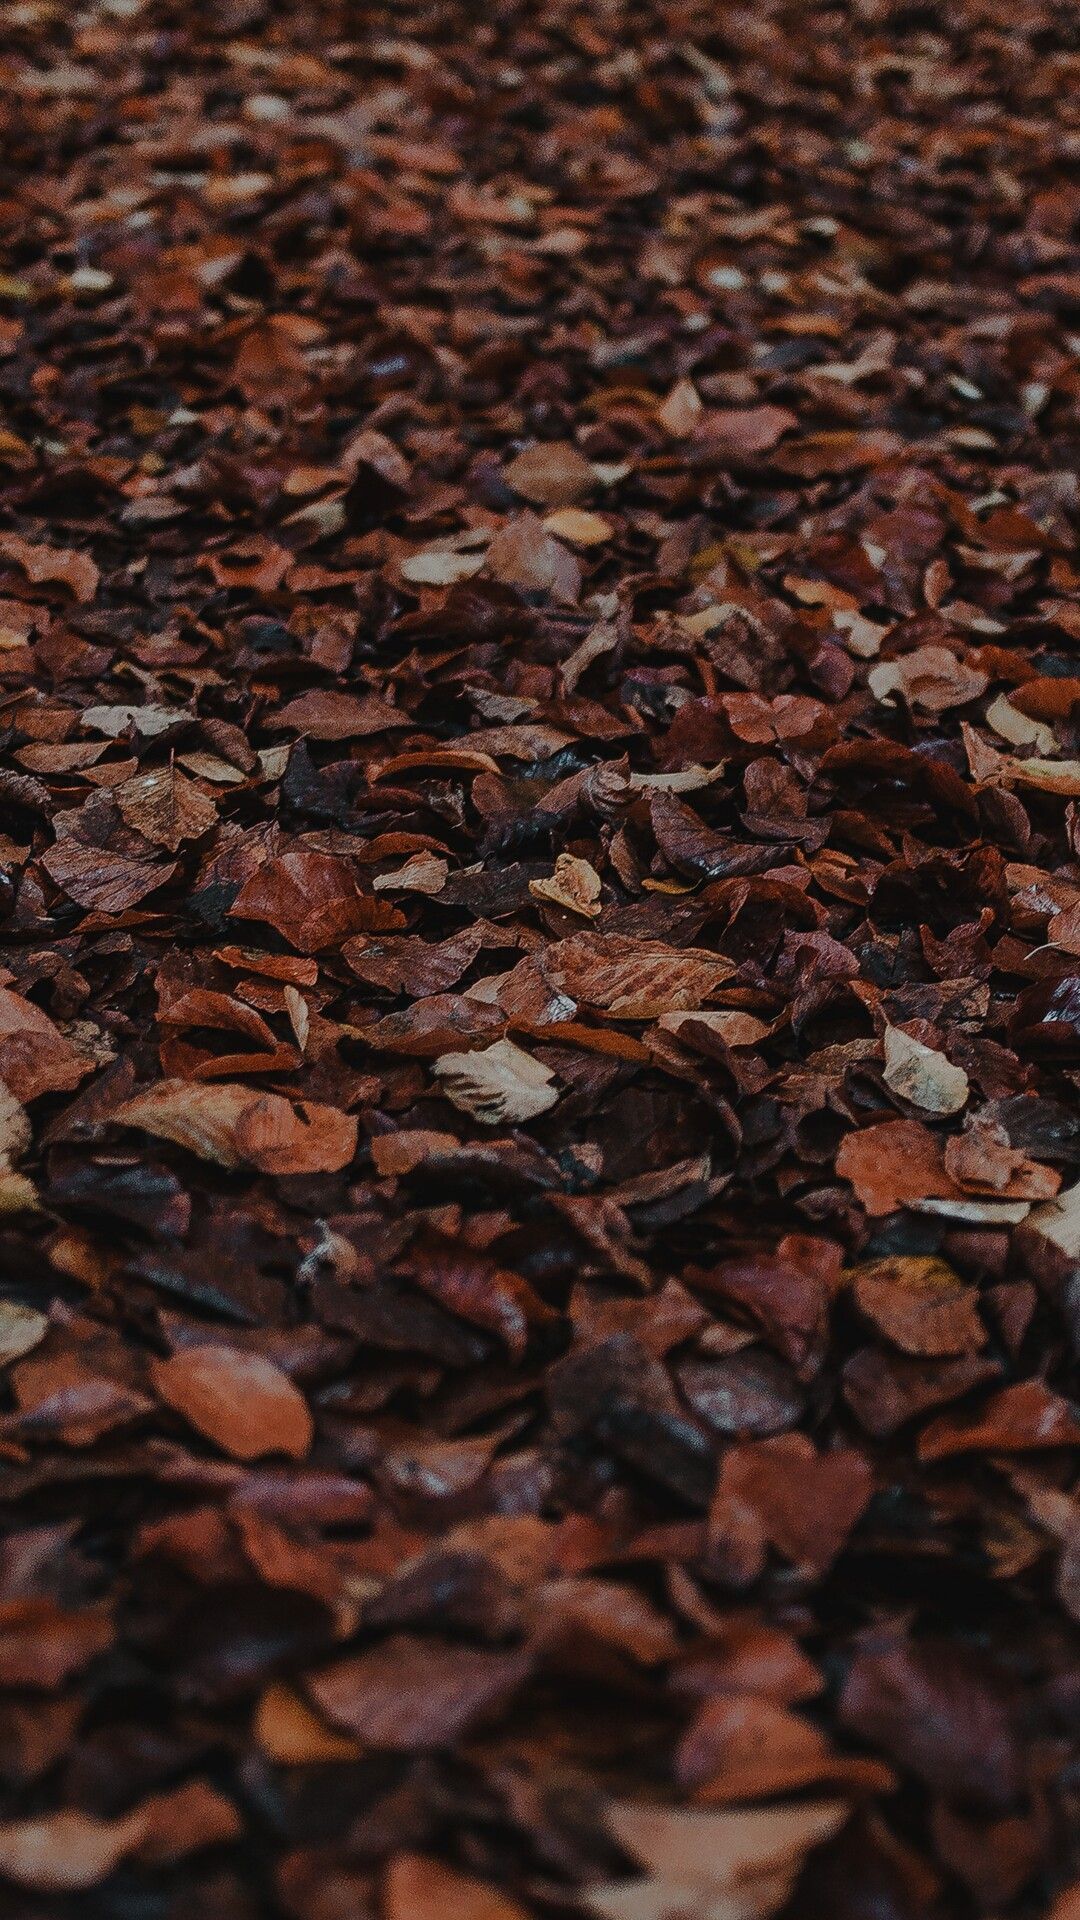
433,1038,559,1125
918,1380,1080,1460
505,440,595,506
849,1256,985,1356
384,1854,529,1920
307,1636,530,1748
114,1081,357,1173
152,1344,313,1459
530,853,603,917
0,1809,145,1893
0,1299,48,1367
0,987,94,1103
869,645,988,713
883,1025,969,1114
116,766,217,851
589,1799,847,1920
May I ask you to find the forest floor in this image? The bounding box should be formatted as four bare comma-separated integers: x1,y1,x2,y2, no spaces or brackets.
0,0,1078,1915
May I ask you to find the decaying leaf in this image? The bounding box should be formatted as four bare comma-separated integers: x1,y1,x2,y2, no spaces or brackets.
0,1809,145,1893
848,1256,985,1357
504,440,595,506
116,766,217,850
0,989,94,1104
0,1299,48,1367
384,1854,529,1920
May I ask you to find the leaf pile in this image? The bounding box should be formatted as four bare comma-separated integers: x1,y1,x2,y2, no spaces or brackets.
0,0,1078,1915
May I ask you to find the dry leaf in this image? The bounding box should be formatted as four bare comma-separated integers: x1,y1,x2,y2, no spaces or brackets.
384,1853,529,1920
0,1809,145,1893
0,987,94,1103
372,853,449,894
530,853,603,918
543,507,612,546
588,1799,848,1920
883,1025,969,1115
504,440,595,506
433,1039,559,1125
869,645,988,713
0,1299,48,1367
115,1081,357,1174
849,1256,985,1356
985,693,1056,756
152,1344,313,1460
255,1683,362,1764
116,766,217,851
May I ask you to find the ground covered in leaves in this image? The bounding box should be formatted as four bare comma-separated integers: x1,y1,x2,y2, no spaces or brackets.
0,0,1078,1914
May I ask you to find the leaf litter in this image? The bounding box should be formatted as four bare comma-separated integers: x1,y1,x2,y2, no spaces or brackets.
0,0,1076,1916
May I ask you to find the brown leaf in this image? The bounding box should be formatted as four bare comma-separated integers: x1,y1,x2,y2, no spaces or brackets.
384,1854,529,1920
0,532,99,603
229,847,369,952
116,765,217,851
504,440,595,506
0,987,94,1103
307,1635,530,1748
114,1081,357,1173
836,1119,956,1215
849,1256,985,1356
152,1344,313,1460
918,1380,1080,1460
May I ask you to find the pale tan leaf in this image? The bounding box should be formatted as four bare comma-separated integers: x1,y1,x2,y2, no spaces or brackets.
372,854,449,894
1028,1181,1080,1258
985,693,1055,756
543,508,612,547
0,1809,146,1893
0,1299,48,1367
883,1025,969,1115
401,547,486,587
530,854,603,918
868,645,987,714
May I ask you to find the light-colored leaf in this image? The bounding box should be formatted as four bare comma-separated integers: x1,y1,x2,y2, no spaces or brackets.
372,854,449,894
0,1299,48,1367
883,1025,969,1115
530,854,603,919
433,1038,559,1125
0,1809,146,1893
985,693,1055,756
